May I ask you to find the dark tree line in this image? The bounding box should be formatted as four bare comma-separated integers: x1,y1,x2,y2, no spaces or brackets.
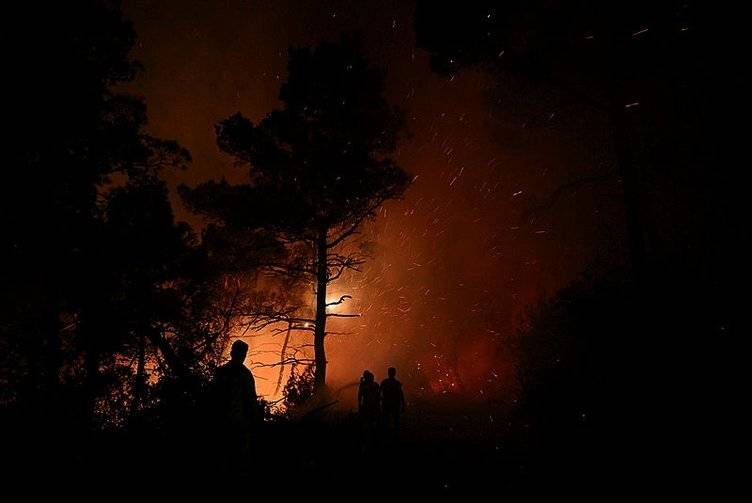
1,2,408,464
416,0,741,479
3,1,192,430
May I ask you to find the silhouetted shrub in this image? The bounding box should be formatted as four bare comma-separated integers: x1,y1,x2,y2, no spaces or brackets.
282,364,316,412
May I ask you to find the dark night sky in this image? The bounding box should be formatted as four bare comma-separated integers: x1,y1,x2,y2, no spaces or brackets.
122,0,627,399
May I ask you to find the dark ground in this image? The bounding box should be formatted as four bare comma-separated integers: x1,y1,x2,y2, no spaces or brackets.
2,395,637,496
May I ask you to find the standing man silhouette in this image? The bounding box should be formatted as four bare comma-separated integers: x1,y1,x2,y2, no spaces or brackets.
213,339,259,470
358,370,381,452
380,367,405,436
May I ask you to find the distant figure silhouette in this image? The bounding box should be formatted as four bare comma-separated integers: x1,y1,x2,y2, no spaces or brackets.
380,367,405,434
213,340,259,469
357,370,380,452
358,370,381,419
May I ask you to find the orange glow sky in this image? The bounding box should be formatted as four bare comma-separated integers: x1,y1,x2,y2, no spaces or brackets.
123,0,626,402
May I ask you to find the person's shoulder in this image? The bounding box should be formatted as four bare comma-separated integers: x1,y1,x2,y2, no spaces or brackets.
215,361,250,377
237,364,254,381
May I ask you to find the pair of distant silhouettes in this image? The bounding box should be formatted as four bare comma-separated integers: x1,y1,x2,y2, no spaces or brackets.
358,367,406,430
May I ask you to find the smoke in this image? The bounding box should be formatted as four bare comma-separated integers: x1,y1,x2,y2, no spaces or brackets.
125,0,622,403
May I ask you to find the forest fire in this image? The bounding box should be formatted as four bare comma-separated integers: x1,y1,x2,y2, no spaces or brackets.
118,0,613,407
2,0,733,492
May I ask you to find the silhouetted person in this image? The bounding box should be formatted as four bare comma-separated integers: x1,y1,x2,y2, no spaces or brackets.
213,339,259,471
358,370,380,452
381,367,405,435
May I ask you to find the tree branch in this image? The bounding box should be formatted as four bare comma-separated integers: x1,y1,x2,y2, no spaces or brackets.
326,295,352,307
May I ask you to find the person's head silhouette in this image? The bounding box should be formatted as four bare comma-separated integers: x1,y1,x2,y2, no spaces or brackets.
388,367,397,378
362,370,374,383
230,340,249,364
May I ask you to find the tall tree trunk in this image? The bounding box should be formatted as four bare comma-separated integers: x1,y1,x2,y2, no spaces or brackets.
274,323,293,396
313,225,329,392
147,327,188,380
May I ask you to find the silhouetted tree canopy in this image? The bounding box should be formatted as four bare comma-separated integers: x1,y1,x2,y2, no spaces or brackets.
181,37,410,392
182,38,408,237
1,1,191,429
